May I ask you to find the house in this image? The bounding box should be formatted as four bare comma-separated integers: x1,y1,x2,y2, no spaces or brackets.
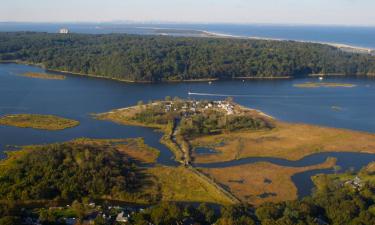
116,212,129,223
59,28,69,34
344,176,363,190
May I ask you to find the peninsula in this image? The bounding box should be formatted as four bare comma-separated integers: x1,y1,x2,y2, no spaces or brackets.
95,99,375,205
97,99,375,164
1,32,375,82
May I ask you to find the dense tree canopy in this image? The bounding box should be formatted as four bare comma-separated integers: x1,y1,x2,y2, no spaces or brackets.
0,142,139,201
1,32,375,82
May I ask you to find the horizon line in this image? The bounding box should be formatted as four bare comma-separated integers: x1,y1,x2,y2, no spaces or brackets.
1,20,375,28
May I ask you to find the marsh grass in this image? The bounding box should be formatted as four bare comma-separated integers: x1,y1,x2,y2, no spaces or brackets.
201,158,336,205
22,72,66,80
192,122,375,163
0,114,79,130
294,82,356,88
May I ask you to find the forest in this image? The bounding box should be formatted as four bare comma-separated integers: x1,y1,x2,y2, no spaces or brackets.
1,32,375,82
0,142,139,201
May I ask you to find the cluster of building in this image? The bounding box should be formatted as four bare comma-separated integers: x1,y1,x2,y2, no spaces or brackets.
59,28,70,34
215,101,235,115
344,176,364,191
163,100,235,115
22,203,145,225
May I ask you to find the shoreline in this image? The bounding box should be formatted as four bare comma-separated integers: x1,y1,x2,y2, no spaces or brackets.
133,26,375,54
199,30,375,54
233,76,292,80
0,61,220,84
0,61,294,83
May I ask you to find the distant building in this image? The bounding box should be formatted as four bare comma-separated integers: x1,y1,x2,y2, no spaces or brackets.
59,28,69,34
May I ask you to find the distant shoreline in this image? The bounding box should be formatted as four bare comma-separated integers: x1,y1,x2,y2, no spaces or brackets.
198,30,375,54
2,60,375,84
147,27,374,54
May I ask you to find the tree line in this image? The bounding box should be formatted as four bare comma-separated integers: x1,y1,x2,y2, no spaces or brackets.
1,32,375,82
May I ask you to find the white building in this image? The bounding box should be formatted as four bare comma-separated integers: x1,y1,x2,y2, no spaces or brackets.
59,28,69,34
116,212,129,223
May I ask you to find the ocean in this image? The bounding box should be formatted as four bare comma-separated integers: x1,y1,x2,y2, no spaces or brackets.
1,22,375,49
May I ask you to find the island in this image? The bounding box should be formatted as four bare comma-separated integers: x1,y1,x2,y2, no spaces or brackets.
21,72,66,80
0,114,79,130
294,82,357,88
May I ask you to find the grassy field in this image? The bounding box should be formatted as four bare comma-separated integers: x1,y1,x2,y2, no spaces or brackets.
200,158,336,205
21,72,66,80
146,166,235,205
191,121,375,163
0,114,79,130
294,82,356,88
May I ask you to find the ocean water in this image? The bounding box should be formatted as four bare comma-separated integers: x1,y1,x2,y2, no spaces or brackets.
1,22,375,49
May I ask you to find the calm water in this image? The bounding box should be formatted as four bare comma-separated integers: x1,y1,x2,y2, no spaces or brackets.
1,63,375,198
1,22,375,49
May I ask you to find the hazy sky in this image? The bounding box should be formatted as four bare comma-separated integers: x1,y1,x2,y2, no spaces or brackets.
1,0,375,26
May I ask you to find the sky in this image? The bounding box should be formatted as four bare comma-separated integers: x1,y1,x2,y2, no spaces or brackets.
1,0,375,26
